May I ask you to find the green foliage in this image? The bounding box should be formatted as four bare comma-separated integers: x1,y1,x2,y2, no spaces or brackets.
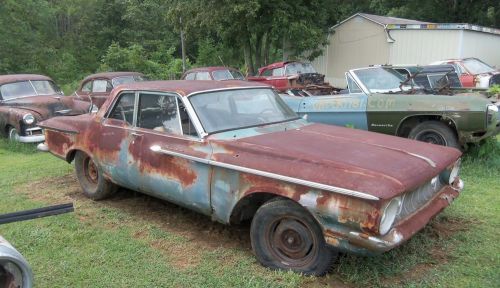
488,84,500,94
465,136,500,166
99,42,188,80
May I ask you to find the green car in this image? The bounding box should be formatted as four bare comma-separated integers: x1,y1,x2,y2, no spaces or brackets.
282,66,500,149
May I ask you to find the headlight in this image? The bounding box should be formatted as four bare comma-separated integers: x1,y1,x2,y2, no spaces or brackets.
22,114,35,125
379,197,401,235
487,104,499,125
439,159,461,185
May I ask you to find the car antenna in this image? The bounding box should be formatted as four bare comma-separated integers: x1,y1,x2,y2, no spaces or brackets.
218,55,226,67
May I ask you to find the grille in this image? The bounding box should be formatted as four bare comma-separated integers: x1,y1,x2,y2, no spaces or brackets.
396,177,445,221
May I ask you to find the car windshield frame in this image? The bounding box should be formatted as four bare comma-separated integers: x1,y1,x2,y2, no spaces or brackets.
284,62,316,75
0,80,63,100
188,88,300,135
351,67,410,94
462,58,495,74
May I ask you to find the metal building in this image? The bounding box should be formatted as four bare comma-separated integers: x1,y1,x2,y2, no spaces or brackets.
312,13,500,87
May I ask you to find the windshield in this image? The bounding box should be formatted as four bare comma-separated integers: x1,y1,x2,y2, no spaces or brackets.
462,58,495,74
352,68,408,93
189,88,298,134
212,69,245,81
0,80,62,100
112,75,146,87
284,62,316,75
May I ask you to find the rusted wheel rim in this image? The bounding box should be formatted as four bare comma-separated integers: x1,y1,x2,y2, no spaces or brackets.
83,156,99,184
415,130,447,146
266,217,317,267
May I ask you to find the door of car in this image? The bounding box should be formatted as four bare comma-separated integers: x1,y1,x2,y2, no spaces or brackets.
98,92,142,191
133,92,213,215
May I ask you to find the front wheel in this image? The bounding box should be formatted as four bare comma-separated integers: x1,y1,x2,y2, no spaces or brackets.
250,198,337,276
74,151,117,200
408,121,460,149
8,127,20,141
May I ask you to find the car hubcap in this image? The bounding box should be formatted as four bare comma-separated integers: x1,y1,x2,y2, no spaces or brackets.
8,128,19,141
84,157,99,184
416,131,447,146
267,218,316,267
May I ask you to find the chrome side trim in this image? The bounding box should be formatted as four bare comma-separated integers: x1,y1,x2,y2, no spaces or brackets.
150,145,380,200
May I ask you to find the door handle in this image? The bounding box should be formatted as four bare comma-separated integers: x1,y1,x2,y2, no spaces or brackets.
131,132,143,137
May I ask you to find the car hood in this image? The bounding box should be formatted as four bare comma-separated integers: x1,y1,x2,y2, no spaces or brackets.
211,123,461,200
1,95,90,119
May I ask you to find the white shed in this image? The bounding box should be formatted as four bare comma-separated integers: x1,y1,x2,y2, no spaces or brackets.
311,13,500,87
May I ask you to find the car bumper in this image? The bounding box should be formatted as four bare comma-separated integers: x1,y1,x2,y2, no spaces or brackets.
18,134,45,143
325,179,463,254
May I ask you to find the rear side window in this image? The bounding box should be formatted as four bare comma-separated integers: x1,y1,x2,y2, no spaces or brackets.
137,93,182,135
272,68,284,76
81,81,92,92
92,80,112,93
196,72,211,80
184,73,196,80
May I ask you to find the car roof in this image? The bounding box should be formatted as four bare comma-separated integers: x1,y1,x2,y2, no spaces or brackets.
82,71,144,82
114,80,270,97
394,65,456,74
185,66,239,73
0,74,53,85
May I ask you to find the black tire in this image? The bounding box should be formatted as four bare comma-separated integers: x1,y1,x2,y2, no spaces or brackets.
74,151,117,200
408,121,460,149
250,198,337,276
8,127,19,141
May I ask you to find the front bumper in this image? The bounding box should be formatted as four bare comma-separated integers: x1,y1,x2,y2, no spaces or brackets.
18,134,45,143
325,179,463,254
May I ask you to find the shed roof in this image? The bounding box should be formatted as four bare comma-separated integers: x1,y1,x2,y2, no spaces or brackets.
331,13,431,29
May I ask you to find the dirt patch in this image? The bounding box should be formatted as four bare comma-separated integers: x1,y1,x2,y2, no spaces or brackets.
15,173,252,270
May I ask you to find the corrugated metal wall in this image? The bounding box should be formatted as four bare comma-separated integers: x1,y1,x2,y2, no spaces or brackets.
311,16,389,87
388,30,460,64
461,31,500,67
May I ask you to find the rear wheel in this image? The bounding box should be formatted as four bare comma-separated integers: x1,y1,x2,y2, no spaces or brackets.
408,121,460,149
74,151,117,200
250,198,337,276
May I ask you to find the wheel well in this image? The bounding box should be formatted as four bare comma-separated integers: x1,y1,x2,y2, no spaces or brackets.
66,149,78,163
229,193,283,225
397,115,457,138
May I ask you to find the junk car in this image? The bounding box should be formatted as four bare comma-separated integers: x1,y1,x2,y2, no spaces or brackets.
39,80,463,275
74,72,146,108
0,74,92,143
430,58,500,88
182,66,246,81
282,66,499,149
247,61,339,96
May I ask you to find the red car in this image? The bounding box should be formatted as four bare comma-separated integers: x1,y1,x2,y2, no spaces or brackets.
74,72,146,108
39,80,463,275
247,61,338,96
181,66,245,81
431,58,500,88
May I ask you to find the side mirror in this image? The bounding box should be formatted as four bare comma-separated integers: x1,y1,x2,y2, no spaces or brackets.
0,236,33,288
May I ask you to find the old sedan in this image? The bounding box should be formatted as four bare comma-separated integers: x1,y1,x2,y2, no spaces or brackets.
0,74,92,142
74,72,146,108
39,81,463,275
182,66,246,81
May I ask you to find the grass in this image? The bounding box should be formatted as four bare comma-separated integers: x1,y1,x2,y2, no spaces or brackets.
0,137,499,287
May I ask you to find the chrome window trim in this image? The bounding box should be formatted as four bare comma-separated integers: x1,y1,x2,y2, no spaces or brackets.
150,145,380,201
348,70,371,95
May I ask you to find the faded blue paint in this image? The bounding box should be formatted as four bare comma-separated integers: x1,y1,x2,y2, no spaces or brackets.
281,94,368,129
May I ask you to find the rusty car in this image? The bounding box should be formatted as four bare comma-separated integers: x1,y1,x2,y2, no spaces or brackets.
74,72,146,108
0,74,93,143
38,80,463,275
247,61,339,96
182,66,246,81
430,58,500,88
282,66,500,149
